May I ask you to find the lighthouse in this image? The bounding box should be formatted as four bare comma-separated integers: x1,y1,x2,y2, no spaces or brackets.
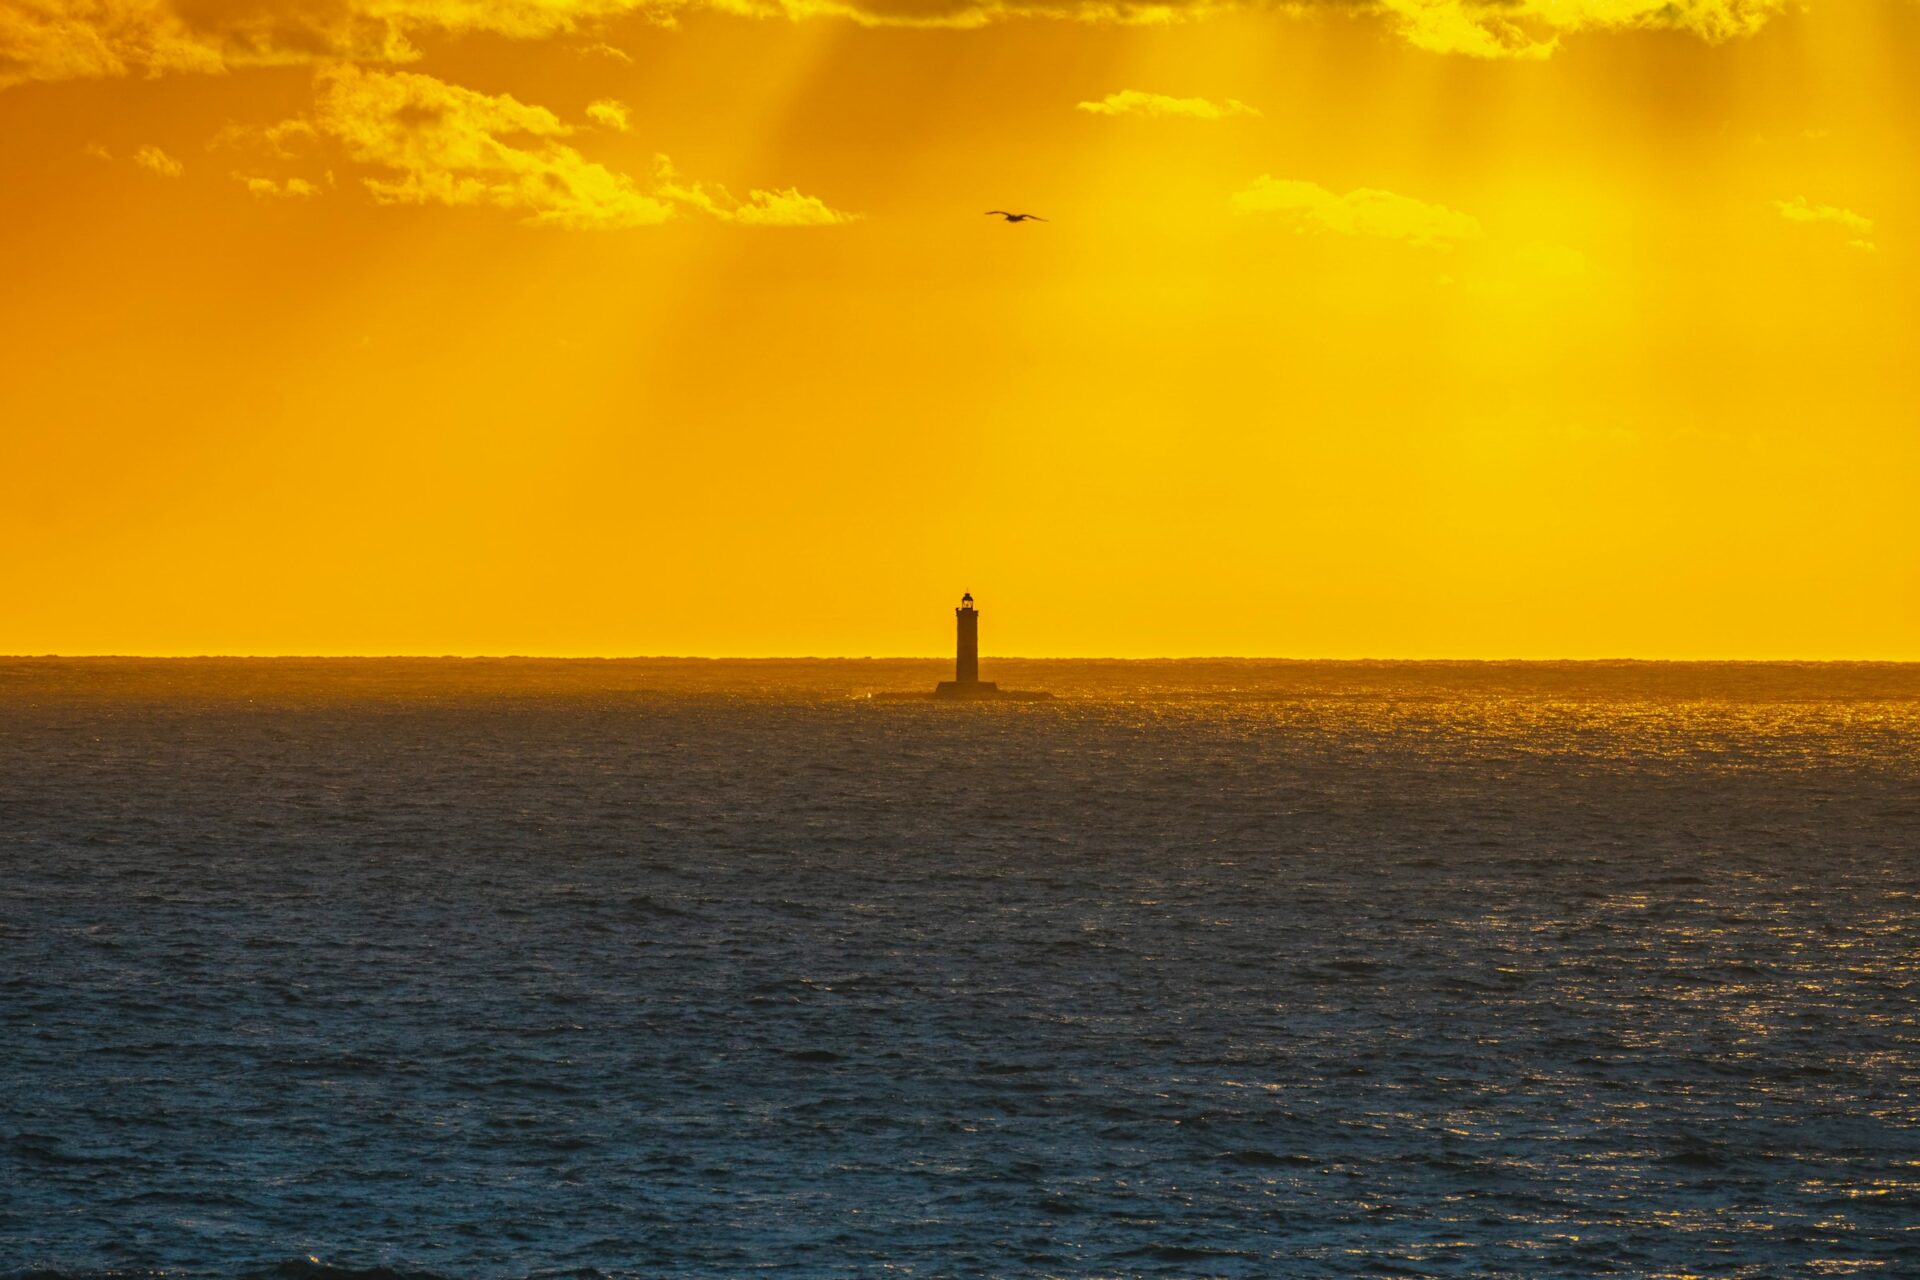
933,592,1005,698
926,592,1051,701
954,592,980,684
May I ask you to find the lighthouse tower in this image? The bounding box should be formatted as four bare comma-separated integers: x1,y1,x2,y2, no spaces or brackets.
934,592,1000,698
955,592,980,684
923,591,1048,701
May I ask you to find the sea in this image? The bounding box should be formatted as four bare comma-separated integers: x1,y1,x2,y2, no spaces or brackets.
2,658,1916,1279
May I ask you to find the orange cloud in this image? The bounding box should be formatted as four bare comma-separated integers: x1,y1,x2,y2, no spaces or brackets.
131,142,182,176
586,98,632,130
235,66,855,230
1775,196,1876,252
651,156,861,225
1076,89,1260,119
0,0,1804,87
1375,0,1790,58
307,65,675,228
233,172,319,198
1233,176,1481,248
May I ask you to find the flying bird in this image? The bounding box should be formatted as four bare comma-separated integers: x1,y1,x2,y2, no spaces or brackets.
985,211,1047,222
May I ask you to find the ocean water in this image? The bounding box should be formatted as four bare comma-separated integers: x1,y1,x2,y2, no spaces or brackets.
2,658,1916,1279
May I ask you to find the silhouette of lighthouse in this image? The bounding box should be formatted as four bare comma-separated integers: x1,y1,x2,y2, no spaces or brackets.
934,592,1000,698
955,593,980,684
928,592,1050,701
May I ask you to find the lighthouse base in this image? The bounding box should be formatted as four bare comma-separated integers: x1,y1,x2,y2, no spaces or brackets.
934,680,1000,699
932,681,1052,701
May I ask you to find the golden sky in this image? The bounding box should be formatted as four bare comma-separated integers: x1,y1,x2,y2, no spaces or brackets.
2,0,1916,657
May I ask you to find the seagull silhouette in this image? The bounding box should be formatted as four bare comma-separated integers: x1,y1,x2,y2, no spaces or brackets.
985,211,1047,223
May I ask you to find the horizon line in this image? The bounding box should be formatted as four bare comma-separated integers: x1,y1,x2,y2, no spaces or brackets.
5,653,1919,665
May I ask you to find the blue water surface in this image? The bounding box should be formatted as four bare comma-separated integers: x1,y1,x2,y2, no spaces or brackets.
3,659,1917,1278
